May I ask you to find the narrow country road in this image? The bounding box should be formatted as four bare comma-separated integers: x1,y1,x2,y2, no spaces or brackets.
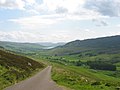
5,66,63,90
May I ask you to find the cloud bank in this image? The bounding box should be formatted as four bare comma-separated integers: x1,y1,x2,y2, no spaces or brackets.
0,0,120,42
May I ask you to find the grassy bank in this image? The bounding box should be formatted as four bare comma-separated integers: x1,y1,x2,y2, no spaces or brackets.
0,49,44,90
51,63,120,90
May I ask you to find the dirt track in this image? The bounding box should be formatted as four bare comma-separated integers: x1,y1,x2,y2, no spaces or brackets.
5,66,63,90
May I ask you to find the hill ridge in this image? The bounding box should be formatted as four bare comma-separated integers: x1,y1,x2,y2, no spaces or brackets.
48,35,120,55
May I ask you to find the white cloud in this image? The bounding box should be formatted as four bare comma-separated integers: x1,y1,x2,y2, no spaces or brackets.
0,31,45,42
24,0,36,5
0,29,120,43
85,29,90,32
117,24,120,27
0,0,25,10
92,19,108,27
0,0,6,4
1,0,120,43
9,14,65,29
0,0,36,10
1,0,120,18
1,0,109,28
85,0,120,17
55,7,68,14
43,0,84,12
34,0,87,14
0,30,75,42
9,1,107,29
9,11,106,29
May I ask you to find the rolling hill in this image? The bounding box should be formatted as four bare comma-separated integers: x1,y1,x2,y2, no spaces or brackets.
0,41,46,54
41,35,120,90
48,35,120,55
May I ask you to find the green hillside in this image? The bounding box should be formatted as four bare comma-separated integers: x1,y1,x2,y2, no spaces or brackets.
51,63,120,90
48,35,120,55
0,41,46,54
1,35,120,90
32,35,120,90
0,48,44,90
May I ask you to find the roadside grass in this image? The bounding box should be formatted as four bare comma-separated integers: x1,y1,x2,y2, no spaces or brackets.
0,49,45,90
0,65,44,90
51,63,120,90
30,54,120,90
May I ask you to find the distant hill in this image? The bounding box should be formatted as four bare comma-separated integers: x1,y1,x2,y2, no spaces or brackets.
0,41,46,54
48,35,120,55
38,42,65,49
0,49,44,89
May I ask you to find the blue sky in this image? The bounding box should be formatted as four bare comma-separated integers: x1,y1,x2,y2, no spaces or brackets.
0,0,120,42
